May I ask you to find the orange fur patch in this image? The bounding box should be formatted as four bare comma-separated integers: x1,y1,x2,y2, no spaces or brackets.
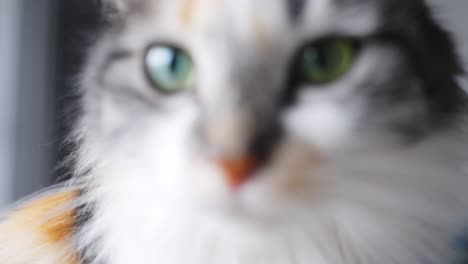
4,191,80,263
14,191,78,243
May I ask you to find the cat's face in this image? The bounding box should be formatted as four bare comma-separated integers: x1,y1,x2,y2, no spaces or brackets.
80,0,463,223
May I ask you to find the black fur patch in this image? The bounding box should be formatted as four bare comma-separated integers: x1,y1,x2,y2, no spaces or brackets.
377,0,466,128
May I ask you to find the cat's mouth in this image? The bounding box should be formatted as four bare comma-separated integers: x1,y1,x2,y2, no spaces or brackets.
191,139,324,222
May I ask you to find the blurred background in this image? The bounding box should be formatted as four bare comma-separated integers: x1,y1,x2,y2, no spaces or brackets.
0,0,467,208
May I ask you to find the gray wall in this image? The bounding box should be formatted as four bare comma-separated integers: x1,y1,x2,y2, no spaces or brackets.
0,0,56,208
13,1,57,201
0,0,21,207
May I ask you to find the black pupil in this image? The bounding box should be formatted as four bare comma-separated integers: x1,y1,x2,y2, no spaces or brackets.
168,50,179,73
312,44,332,70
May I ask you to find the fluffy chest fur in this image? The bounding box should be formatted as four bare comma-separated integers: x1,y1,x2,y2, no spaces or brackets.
77,132,468,264
2,0,468,263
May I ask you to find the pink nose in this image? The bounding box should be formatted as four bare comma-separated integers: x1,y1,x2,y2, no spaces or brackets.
217,156,259,189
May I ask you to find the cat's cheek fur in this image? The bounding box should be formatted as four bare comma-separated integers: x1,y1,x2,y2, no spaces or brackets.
283,100,360,153
76,108,200,262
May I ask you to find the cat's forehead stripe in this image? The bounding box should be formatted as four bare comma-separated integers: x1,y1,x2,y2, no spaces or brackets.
287,0,307,22
179,0,220,30
180,0,197,29
251,4,271,51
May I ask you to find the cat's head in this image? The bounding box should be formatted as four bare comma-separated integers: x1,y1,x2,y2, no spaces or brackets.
78,0,465,223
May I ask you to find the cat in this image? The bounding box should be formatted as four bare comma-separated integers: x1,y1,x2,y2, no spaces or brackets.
1,0,468,263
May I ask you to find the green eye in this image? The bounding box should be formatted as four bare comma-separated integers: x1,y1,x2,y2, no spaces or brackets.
144,45,195,93
298,38,357,84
